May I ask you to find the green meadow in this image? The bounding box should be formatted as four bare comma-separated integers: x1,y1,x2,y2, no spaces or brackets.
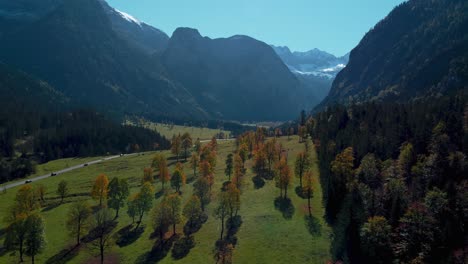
0,136,330,264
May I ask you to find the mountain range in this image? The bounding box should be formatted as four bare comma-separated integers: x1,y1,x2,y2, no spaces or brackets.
318,0,468,110
272,46,349,105
0,0,329,122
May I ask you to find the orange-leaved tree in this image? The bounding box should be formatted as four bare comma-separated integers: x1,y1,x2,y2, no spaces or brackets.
91,174,109,207
275,157,292,199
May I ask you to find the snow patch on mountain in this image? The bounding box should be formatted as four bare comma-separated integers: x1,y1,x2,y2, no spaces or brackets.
114,9,142,27
322,64,346,73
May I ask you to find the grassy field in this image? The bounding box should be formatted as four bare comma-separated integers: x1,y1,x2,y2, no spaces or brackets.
0,136,330,264
125,120,231,140
32,156,106,177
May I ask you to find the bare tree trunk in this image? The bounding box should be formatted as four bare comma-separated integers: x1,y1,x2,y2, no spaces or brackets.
100,246,104,264
77,223,81,245
19,240,24,262
100,237,104,264
220,216,225,240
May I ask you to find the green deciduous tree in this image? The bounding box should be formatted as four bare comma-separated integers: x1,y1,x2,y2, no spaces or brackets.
295,151,311,188
302,171,314,216
193,177,211,211
128,182,154,228
360,216,392,263
107,177,130,218
90,208,114,264
171,164,186,193
183,195,203,229
224,154,233,181
225,183,240,219
57,180,69,204
151,201,170,241
24,213,46,264
181,132,193,161
4,207,28,262
66,201,92,246
164,193,182,235
190,152,200,178
171,134,182,161
214,192,230,240
395,203,435,263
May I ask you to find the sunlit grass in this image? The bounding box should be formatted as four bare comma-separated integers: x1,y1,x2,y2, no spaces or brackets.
0,136,330,263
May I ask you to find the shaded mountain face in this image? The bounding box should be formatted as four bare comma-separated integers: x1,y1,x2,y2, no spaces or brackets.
0,0,316,122
98,0,169,54
0,0,169,54
272,46,349,104
0,63,68,113
0,0,206,120
319,0,468,110
0,0,62,21
162,28,315,121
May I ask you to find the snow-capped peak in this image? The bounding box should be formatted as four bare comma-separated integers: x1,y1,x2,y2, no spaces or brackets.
322,64,346,73
114,8,142,27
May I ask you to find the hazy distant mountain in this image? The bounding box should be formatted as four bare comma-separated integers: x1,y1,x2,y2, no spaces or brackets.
162,28,315,121
272,46,349,79
272,45,349,104
318,0,468,110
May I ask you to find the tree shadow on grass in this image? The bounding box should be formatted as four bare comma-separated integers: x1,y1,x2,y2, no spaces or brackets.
186,175,196,184
42,202,62,212
183,213,208,236
274,197,295,220
81,221,118,243
220,181,232,191
304,215,322,236
295,186,308,199
135,235,176,264
171,235,195,260
225,215,243,246
45,245,80,264
116,225,145,247
0,246,8,257
155,190,164,200
252,176,265,189
262,171,275,181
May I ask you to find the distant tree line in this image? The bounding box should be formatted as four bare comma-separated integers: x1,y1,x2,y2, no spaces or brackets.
0,110,170,184
311,95,467,263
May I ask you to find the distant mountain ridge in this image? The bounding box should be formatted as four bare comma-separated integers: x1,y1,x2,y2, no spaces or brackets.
272,45,349,79
0,0,317,121
272,45,349,105
318,0,468,110
162,28,315,121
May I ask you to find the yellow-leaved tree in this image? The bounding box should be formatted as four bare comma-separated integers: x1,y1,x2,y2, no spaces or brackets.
91,174,109,207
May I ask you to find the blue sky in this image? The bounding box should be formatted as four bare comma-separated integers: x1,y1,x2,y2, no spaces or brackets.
106,0,406,56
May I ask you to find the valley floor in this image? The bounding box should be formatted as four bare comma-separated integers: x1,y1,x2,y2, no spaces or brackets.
0,136,330,264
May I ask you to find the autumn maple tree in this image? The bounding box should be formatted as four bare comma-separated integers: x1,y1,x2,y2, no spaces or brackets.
91,174,109,207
